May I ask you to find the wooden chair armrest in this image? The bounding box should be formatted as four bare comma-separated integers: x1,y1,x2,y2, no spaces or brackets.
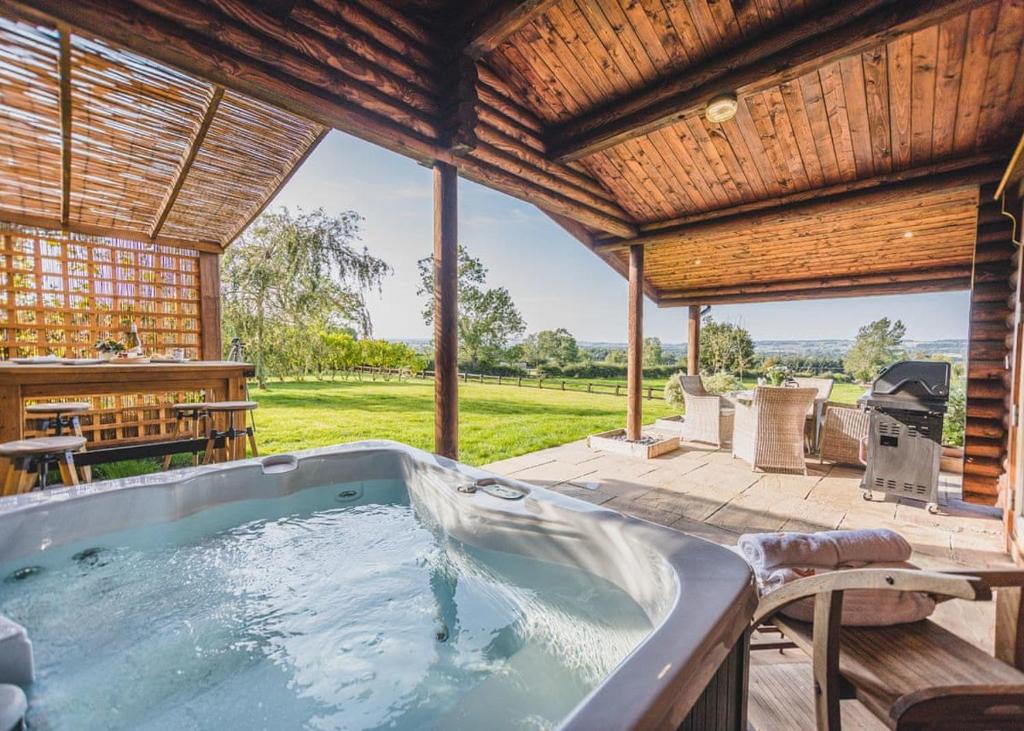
940,569,1024,589
753,568,991,625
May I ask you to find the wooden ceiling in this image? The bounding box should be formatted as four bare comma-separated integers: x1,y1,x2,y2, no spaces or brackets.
3,0,1022,299
0,16,325,251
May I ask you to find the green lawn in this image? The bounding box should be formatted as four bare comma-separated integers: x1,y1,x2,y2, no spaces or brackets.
250,378,677,466
90,376,864,480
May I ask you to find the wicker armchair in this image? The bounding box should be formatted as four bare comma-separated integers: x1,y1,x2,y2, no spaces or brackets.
818,402,869,466
678,374,733,447
732,386,818,474
791,377,834,451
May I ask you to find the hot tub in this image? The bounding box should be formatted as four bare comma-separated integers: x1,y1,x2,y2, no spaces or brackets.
0,441,755,730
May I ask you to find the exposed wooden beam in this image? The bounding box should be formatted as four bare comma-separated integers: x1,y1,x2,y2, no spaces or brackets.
595,161,1005,252
433,161,459,459
151,86,224,239
551,0,994,161
198,251,223,360
687,306,700,376
0,208,223,253
57,27,71,227
626,245,644,441
658,277,971,307
464,0,561,59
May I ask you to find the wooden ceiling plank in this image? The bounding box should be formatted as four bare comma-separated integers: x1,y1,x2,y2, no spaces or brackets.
796,71,843,182
764,86,815,190
550,0,991,162
886,33,914,169
838,55,876,178
593,0,660,83
620,0,674,71
744,91,801,192
860,47,894,174
688,116,750,202
464,0,562,60
777,79,826,188
952,2,999,153
637,0,694,69
975,0,1024,149
652,127,715,209
577,152,657,221
57,27,70,228
150,86,225,239
818,62,859,182
910,25,939,165
931,14,968,159
574,0,648,87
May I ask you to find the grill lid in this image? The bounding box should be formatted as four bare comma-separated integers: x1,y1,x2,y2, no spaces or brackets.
858,360,951,412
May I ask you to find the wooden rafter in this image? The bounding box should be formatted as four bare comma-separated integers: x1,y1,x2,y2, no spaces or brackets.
57,26,71,227
0,207,223,253
595,160,1005,252
150,85,224,239
463,0,561,60
550,0,995,162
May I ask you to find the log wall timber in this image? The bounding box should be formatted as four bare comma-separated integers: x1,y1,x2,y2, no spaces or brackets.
549,0,995,161
464,0,562,60
627,245,644,441
964,185,1019,504
433,161,459,459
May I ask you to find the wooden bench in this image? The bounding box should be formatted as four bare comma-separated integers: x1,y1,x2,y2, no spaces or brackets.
751,568,1024,730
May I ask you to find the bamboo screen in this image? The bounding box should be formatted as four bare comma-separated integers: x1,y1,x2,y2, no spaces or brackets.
0,226,202,360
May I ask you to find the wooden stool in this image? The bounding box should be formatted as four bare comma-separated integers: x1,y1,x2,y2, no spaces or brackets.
25,401,92,482
202,401,259,464
163,403,211,470
0,436,86,496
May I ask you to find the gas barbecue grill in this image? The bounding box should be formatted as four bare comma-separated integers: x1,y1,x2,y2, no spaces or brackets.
857,360,951,513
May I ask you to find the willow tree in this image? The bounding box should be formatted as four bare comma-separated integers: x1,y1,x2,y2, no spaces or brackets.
221,207,390,387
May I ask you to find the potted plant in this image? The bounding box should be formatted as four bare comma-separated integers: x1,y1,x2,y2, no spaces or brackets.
764,364,791,386
94,337,125,360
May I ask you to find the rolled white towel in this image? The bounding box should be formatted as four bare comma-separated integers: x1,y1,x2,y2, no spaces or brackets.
737,532,840,573
763,562,935,627
824,528,912,567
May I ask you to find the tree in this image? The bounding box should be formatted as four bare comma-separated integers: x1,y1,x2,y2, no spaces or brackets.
643,336,664,367
416,245,525,368
699,318,755,375
221,207,390,387
522,328,579,367
605,348,627,365
844,318,906,382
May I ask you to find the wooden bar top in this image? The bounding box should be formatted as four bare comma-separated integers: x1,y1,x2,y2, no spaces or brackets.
0,360,255,384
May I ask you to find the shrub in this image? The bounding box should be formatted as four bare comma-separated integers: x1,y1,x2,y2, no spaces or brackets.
943,381,965,447
702,371,742,395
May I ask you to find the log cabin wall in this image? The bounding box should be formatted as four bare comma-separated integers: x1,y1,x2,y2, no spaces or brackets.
965,184,1019,504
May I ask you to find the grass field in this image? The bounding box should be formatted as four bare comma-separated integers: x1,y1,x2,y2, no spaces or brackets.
91,376,864,480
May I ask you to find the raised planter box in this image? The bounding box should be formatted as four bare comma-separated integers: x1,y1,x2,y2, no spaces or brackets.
588,428,680,459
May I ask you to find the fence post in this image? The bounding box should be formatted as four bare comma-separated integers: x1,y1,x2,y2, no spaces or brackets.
480,373,484,383
561,381,565,391
646,387,652,400
587,384,592,393
539,378,543,389
497,375,502,385
615,384,620,396
517,376,522,387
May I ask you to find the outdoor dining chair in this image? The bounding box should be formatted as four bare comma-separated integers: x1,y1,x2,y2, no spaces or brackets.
678,374,733,448
733,386,818,474
791,377,834,452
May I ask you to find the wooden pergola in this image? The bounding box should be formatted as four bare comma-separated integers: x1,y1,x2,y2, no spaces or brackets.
2,2,1022,516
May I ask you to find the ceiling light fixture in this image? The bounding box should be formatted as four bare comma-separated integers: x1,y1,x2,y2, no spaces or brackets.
705,92,738,123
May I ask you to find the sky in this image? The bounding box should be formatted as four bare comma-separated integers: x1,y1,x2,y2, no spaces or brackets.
272,131,971,344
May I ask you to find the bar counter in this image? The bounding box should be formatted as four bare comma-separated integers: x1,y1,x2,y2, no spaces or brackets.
0,361,255,443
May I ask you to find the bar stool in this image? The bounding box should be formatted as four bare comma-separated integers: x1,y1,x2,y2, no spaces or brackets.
0,436,86,496
24,401,92,482
202,401,259,464
162,403,211,470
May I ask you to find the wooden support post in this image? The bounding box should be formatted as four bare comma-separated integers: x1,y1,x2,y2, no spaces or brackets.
198,251,222,360
627,245,644,441
688,304,701,376
433,161,459,459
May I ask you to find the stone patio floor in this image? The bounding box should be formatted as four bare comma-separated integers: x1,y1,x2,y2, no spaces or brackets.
483,425,1012,654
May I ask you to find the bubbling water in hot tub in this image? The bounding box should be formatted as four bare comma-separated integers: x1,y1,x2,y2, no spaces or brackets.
0,478,652,730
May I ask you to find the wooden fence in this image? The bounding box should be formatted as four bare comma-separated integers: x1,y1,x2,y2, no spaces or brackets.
348,366,663,400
